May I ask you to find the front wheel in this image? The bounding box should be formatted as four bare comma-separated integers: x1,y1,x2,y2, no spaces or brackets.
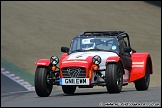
105,62,123,93
62,85,76,94
134,62,150,91
35,66,53,97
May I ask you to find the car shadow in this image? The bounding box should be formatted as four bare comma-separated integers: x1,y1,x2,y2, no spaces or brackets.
51,88,137,97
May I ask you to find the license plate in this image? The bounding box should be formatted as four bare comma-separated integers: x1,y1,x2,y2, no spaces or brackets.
60,78,89,85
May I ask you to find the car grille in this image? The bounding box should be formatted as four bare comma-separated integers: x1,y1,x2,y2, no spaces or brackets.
62,67,86,78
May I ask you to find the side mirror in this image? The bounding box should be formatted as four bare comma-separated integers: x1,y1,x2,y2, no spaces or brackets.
123,47,131,53
61,47,69,53
131,48,136,53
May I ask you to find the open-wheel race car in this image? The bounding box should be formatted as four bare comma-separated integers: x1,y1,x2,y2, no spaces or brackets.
34,31,153,97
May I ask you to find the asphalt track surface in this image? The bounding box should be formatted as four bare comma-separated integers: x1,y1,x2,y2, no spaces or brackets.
1,74,27,93
1,86,161,107
1,1,161,107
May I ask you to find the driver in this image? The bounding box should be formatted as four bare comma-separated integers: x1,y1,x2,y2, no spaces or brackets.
82,38,95,50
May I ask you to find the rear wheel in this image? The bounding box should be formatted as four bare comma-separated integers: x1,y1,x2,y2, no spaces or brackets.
35,66,53,97
105,62,123,93
62,85,76,94
134,62,150,91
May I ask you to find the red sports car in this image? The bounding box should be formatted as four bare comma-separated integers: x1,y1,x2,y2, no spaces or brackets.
34,31,153,97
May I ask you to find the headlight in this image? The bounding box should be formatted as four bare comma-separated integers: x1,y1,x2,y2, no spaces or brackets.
92,55,101,65
50,56,59,65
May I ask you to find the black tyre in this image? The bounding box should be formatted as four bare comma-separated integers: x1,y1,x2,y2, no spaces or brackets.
62,85,76,94
35,66,53,97
105,62,123,93
134,62,150,91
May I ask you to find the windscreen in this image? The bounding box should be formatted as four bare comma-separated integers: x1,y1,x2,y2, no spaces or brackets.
69,36,119,53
